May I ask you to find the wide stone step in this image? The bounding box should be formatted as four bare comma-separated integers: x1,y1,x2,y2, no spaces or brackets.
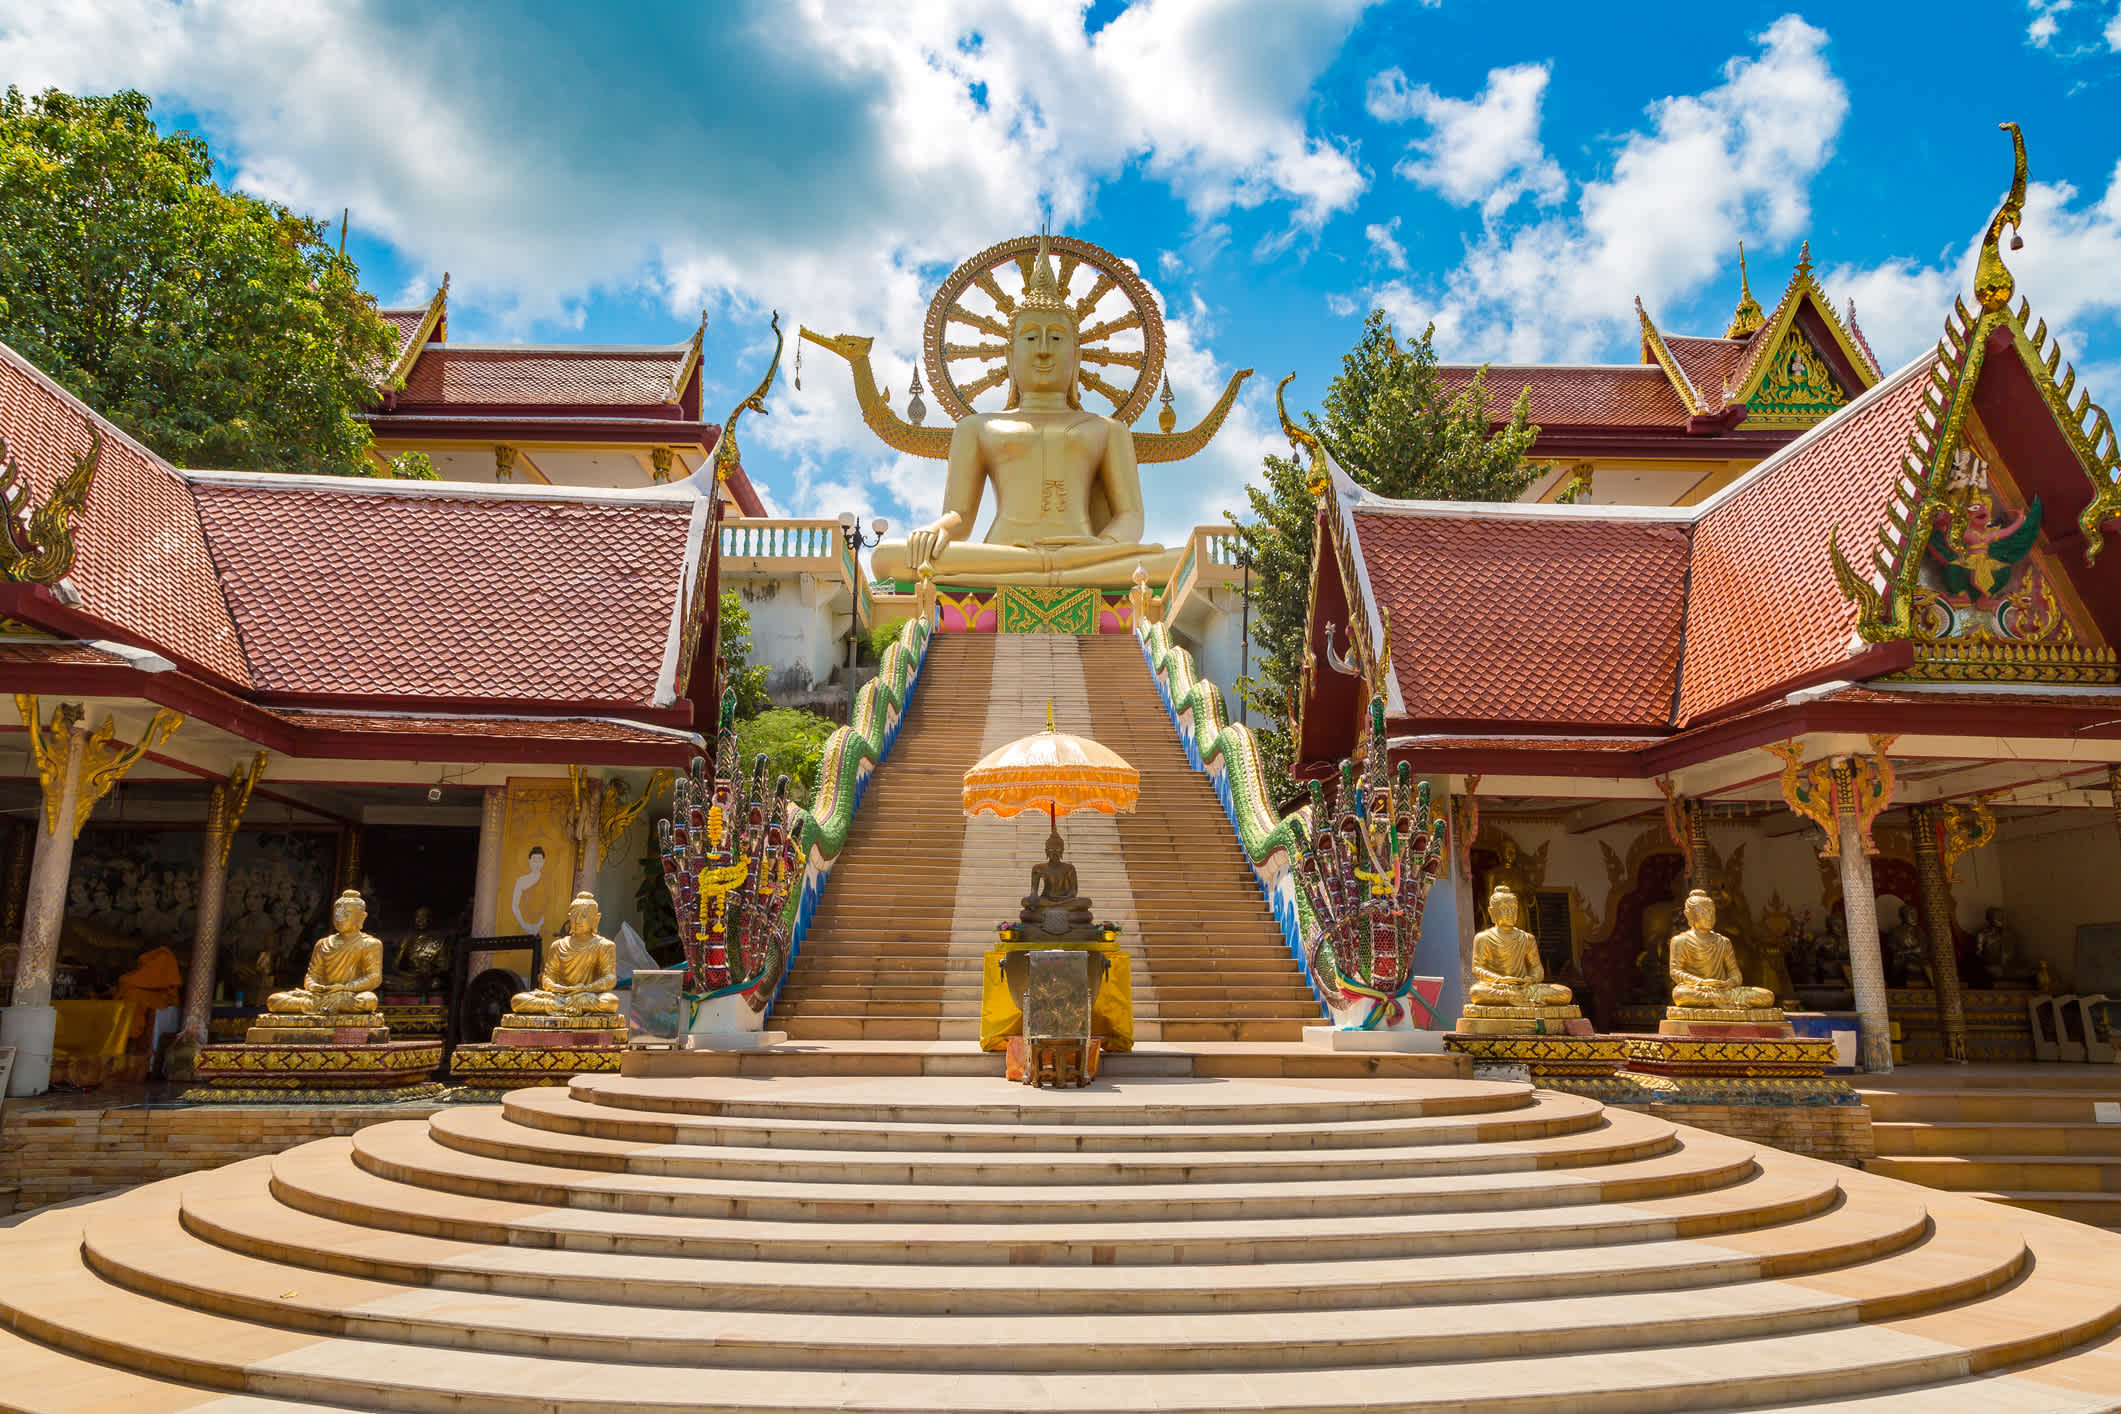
87,1188,2024,1374
13,1208,2111,1414
345,1119,1755,1225
233,1149,1861,1294
1855,1090,2121,1125
499,1083,1605,1153
1865,1155,2121,1194
1871,1121,2121,1158
419,1103,1667,1187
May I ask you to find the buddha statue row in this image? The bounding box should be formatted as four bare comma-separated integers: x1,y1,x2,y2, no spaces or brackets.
264,889,620,1024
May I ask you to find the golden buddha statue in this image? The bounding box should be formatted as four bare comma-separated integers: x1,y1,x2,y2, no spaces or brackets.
1668,889,1776,1011
1021,832,1095,934
509,892,620,1017
868,235,1176,588
265,890,382,1016
389,905,449,995
1469,887,1572,1007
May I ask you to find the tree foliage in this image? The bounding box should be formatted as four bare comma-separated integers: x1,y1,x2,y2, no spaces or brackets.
1229,310,1546,795
717,589,771,720
735,707,838,807
0,87,394,475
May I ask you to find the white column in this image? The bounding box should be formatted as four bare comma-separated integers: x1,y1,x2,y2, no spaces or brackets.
1836,762,1892,1074
3,711,87,1096
472,786,504,936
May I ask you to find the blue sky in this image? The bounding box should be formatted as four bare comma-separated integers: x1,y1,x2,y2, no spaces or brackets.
4,1,2118,545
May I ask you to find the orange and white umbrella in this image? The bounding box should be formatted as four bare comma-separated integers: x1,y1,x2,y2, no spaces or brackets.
962,706,1139,827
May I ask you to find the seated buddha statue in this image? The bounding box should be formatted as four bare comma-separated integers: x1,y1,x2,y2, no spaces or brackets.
1468,886,1572,1007
510,892,620,1017
266,890,382,1016
868,234,1179,589
1021,832,1095,934
389,905,449,995
1668,889,1776,1011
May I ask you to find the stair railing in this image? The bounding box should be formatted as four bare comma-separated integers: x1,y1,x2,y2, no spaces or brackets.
1135,619,1444,1031
765,604,938,1015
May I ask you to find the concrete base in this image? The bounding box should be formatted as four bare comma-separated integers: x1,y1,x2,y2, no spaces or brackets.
1301,1026,1446,1053
0,1004,55,1097
683,1029,788,1052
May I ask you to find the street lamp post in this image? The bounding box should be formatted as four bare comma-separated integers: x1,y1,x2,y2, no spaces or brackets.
837,512,888,723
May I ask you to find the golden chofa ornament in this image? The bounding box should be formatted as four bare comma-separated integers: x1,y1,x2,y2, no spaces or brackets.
798,233,1252,588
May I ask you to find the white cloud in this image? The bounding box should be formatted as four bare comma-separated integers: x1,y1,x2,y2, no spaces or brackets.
2109,4,2121,49
1365,217,1409,271
1827,158,2121,396
1369,62,1565,218
2027,0,2073,46
1344,15,1848,362
0,0,1376,539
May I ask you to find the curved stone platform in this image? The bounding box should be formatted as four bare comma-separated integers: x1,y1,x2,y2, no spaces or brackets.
4,1073,2121,1411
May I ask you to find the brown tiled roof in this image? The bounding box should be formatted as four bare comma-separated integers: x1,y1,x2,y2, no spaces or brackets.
1436,364,1690,428
1352,508,1691,728
0,641,126,666
378,308,431,374
1663,335,1755,412
0,343,252,685
188,478,695,705
1674,361,1928,725
397,346,684,408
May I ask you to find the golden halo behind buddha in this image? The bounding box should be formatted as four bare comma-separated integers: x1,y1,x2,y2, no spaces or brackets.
921,233,1166,426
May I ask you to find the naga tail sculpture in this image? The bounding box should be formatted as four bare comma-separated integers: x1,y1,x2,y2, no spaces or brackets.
1297,698,1447,1026
0,428,101,585
657,693,800,1007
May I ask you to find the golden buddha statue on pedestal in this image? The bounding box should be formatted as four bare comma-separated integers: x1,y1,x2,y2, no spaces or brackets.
504,892,623,1033
1666,889,1778,1017
1021,832,1095,935
1457,886,1581,1034
247,889,389,1042
807,231,1252,592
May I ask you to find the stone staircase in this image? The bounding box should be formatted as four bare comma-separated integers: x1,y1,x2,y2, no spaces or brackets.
1862,1065,2121,1229
773,632,1321,1043
7,1070,2121,1410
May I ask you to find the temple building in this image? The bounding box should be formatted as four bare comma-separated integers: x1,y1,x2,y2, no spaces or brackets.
1296,175,2121,1074
1441,245,1885,507
0,335,729,1096
364,279,769,515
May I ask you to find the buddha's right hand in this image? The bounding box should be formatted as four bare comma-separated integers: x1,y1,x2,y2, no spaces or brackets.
906,524,952,569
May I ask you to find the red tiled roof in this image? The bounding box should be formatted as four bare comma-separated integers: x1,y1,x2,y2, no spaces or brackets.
188,479,696,705
0,343,252,686
397,346,684,408
1352,508,1691,728
0,641,126,666
1674,362,1928,725
378,308,431,374
1663,335,1755,412
1436,364,1690,428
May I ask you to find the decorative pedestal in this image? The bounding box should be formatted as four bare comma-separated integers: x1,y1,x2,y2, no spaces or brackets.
980,938,1133,1053
380,999,446,1041
1445,1032,1628,1077
451,1012,627,1089
1455,1003,1592,1037
186,1034,443,1103
1625,1010,1835,1079
1005,1036,1101,1086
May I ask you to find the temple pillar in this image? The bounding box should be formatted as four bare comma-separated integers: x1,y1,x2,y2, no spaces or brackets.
572,777,603,898
1835,757,1892,1074
650,446,674,484
473,786,505,935
1684,797,1711,890
494,445,517,483
1908,803,1969,1063
2,704,85,1096
179,757,264,1043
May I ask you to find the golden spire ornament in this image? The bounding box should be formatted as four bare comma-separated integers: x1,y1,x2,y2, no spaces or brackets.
1725,241,1766,339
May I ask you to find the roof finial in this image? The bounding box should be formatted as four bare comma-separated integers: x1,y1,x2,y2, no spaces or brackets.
1975,122,2029,313
1724,242,1766,338
1021,228,1069,318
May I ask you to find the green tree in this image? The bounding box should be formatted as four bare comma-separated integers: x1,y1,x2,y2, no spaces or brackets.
0,87,394,475
717,589,770,719
1230,310,1545,795
735,707,838,806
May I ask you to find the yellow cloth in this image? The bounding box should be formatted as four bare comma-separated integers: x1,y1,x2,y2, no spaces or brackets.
980,941,1132,1052
53,999,138,1061
116,946,184,1036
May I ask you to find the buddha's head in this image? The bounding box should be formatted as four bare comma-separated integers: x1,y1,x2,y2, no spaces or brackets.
1044,832,1066,863
332,889,367,935
566,892,600,937
413,906,431,929
1683,889,1717,930
1006,233,1082,410
1488,886,1520,928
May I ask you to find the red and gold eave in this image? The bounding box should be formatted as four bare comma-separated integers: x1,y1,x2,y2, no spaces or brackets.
1293,282,2121,783
0,338,722,768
